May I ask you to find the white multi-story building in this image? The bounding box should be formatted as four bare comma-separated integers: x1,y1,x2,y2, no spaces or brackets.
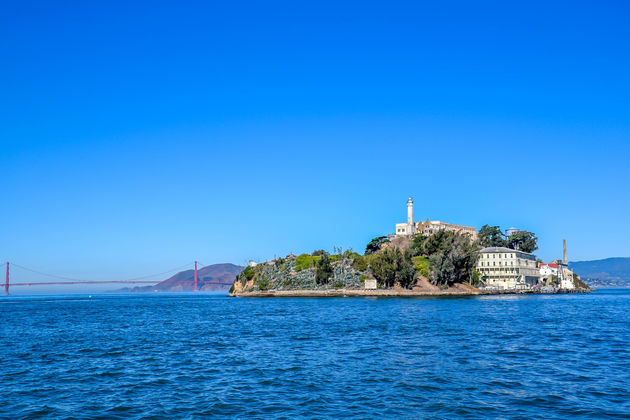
476,247,540,289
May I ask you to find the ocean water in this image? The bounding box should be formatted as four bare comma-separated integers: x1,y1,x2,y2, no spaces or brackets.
1,290,629,419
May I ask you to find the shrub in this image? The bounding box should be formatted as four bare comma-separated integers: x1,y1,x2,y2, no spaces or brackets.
296,254,315,271
472,270,481,286
572,273,589,289
410,234,427,256
343,249,358,259
412,256,430,278
365,236,390,255
239,265,257,286
229,284,235,293
353,254,368,271
242,265,255,280
281,277,296,288
315,254,333,284
258,277,270,291
333,281,344,289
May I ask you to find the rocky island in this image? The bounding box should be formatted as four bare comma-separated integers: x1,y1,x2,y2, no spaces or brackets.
229,230,590,298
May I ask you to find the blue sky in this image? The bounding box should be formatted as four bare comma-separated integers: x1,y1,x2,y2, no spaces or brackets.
1,1,629,290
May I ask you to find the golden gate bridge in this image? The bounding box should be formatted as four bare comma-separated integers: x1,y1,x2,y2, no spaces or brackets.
3,261,234,295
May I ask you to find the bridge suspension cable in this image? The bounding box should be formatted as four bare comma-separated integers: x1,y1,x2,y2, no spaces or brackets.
9,262,195,283
3,261,222,294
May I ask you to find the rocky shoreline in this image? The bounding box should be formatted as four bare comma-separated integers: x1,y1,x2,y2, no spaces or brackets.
229,287,591,298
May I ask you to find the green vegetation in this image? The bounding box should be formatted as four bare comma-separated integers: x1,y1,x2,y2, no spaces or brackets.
572,273,590,289
412,230,480,287
412,256,430,278
241,265,256,280
368,247,415,289
296,254,319,271
365,236,390,255
315,254,334,284
239,265,256,286
472,270,481,286
478,224,538,253
235,224,505,293
352,254,368,271
258,277,270,291
478,225,506,248
506,231,538,253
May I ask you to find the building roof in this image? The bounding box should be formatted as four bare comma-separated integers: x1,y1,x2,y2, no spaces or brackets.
479,246,535,256
539,263,559,268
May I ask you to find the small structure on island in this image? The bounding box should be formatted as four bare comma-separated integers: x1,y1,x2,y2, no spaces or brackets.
364,278,377,290
506,227,520,237
538,240,575,289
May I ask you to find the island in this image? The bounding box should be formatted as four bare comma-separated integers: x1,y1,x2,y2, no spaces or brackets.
229,202,591,297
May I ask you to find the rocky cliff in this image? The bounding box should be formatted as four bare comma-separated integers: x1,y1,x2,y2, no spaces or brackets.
231,254,366,294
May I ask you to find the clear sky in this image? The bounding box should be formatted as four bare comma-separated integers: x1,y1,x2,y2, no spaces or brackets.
1,1,629,291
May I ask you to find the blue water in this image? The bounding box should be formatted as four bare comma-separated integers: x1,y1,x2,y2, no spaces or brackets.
1,290,630,419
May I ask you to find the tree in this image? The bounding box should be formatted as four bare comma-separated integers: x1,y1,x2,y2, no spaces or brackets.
365,236,390,255
368,247,415,289
410,234,427,256
478,225,507,247
506,231,538,253
315,254,333,285
311,249,328,257
415,230,480,287
472,270,482,286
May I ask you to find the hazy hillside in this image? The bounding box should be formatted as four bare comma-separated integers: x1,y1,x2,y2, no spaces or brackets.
569,257,630,287
116,263,244,293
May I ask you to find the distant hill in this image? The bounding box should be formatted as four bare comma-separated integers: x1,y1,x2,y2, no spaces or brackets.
115,263,244,293
569,257,630,287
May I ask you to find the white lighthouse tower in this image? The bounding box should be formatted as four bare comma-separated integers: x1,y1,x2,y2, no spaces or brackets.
407,197,416,235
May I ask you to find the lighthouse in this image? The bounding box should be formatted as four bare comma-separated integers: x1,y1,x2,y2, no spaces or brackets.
407,197,415,235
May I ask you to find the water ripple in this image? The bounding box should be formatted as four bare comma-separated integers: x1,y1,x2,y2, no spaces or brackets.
1,290,630,418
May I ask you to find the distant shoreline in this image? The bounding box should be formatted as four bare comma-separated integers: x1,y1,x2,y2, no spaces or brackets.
229,288,591,298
